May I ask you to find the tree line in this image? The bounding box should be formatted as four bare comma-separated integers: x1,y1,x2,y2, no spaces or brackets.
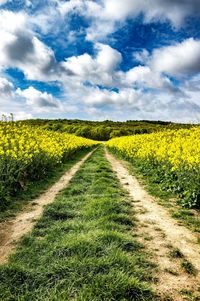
18,119,194,141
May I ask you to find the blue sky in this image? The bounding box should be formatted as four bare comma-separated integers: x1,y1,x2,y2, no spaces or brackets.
0,0,200,122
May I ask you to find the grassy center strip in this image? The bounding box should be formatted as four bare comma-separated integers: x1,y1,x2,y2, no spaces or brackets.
0,147,156,301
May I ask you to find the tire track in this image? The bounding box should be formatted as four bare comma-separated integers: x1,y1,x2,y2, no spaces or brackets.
105,149,200,300
0,150,94,264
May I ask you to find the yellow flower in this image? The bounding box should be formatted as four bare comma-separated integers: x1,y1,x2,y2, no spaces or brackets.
0,122,98,166
106,127,200,170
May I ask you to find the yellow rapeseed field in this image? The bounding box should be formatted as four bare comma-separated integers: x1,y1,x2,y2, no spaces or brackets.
107,127,200,207
0,122,97,163
107,127,200,169
0,122,97,208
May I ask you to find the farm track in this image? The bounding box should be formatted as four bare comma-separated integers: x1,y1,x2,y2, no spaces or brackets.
105,149,200,301
0,149,94,264
0,147,156,301
1,147,200,300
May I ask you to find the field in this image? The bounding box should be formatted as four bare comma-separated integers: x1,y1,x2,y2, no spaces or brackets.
107,127,200,208
0,122,98,213
0,121,200,300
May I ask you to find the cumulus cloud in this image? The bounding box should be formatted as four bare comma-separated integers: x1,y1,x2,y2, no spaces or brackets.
15,86,78,115
125,66,174,90
150,38,200,77
56,0,200,40
183,74,200,92
0,3,199,123
0,10,62,81
78,83,198,123
59,37,199,122
96,43,122,71
62,53,95,78
0,77,34,119
0,9,27,32
0,77,14,98
62,43,122,86
84,87,141,106
16,87,60,112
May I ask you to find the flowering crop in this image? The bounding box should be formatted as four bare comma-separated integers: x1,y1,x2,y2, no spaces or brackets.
0,122,98,210
107,127,200,207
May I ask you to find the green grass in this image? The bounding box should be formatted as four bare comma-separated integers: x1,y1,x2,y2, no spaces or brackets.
0,147,156,301
181,289,200,301
164,268,179,276
168,248,198,277
181,260,197,276
171,210,200,234
108,149,200,236
0,148,92,222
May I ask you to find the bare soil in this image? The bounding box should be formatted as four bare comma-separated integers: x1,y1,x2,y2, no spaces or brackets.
0,150,94,264
105,149,200,301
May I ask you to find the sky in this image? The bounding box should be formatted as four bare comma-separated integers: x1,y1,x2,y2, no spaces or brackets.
0,0,200,122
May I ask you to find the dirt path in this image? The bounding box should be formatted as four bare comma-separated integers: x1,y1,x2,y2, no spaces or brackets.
105,149,200,301
0,150,94,265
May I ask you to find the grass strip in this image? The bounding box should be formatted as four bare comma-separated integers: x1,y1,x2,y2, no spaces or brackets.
0,147,156,301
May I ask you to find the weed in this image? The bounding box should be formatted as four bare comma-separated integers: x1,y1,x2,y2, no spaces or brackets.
181,260,197,276
164,268,179,276
169,248,184,259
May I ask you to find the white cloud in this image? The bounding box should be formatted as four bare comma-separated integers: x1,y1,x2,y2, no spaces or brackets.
0,10,60,81
58,36,200,123
150,38,200,77
16,87,60,112
62,53,95,78
0,10,27,32
0,77,34,119
82,87,141,107
55,0,200,40
183,74,200,93
0,76,14,98
58,70,200,123
180,75,200,116
96,43,122,72
0,4,199,123
133,49,150,64
57,0,83,15
125,66,173,90
15,86,78,115
62,43,122,86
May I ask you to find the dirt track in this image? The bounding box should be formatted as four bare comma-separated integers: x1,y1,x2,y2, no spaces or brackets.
0,150,94,264
1,147,200,300
105,149,200,300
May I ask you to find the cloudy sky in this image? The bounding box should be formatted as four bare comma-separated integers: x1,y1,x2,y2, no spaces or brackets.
0,0,200,122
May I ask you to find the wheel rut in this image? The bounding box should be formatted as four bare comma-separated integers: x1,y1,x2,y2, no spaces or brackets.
0,150,94,265
105,149,200,301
